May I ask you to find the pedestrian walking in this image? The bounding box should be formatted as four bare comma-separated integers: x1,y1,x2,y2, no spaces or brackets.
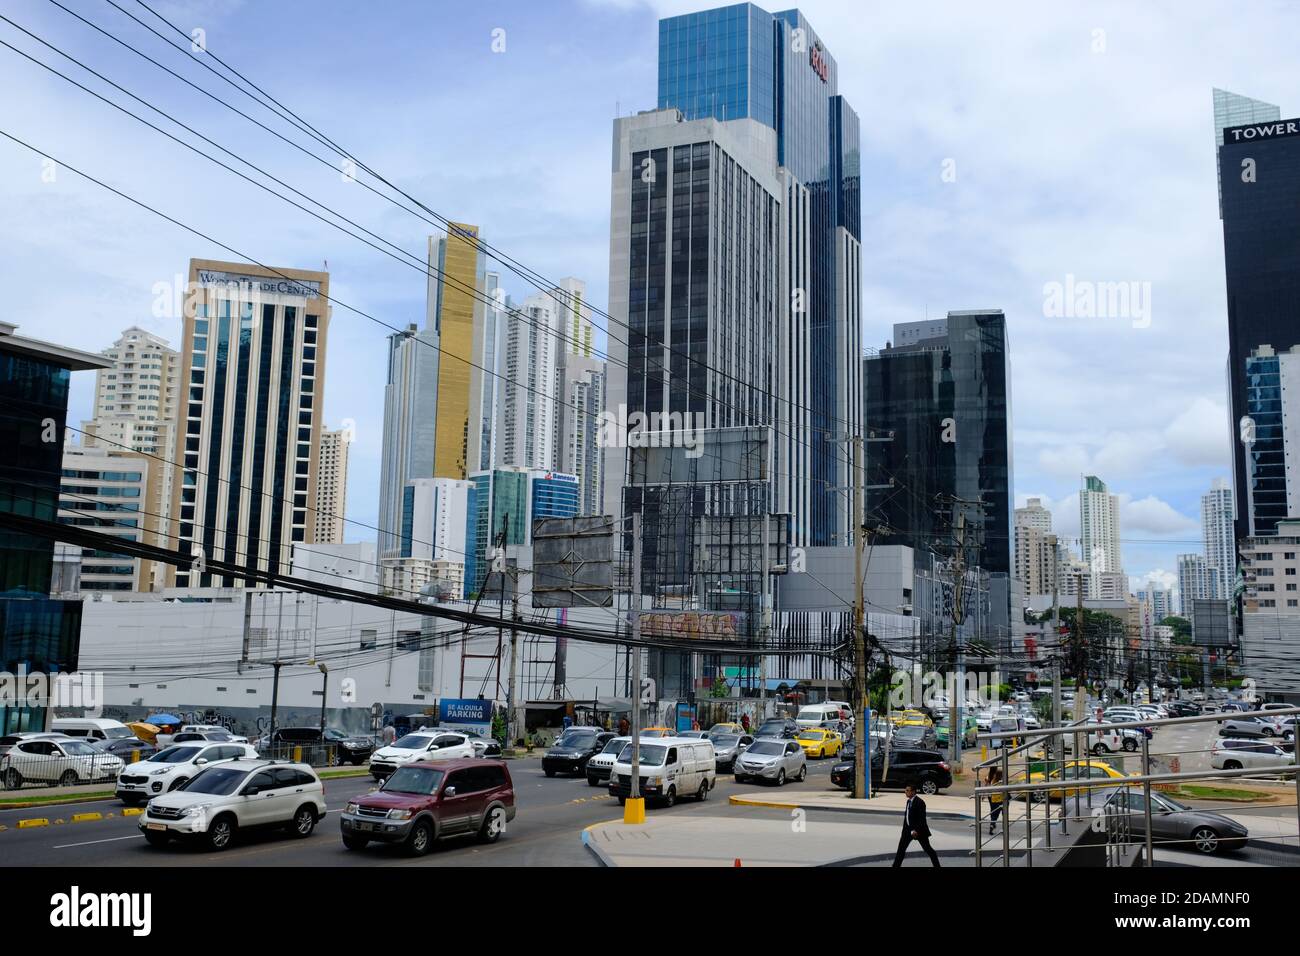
984,765,1005,835
618,716,629,736
892,784,941,867
740,713,750,733
381,722,396,746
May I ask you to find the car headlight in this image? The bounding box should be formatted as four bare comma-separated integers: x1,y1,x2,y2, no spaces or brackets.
345,802,359,813
387,808,413,820
181,805,209,817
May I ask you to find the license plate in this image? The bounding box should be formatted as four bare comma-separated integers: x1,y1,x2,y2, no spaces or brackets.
145,823,166,831
358,821,375,832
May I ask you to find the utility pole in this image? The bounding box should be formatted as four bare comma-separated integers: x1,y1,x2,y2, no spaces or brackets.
1048,534,1062,755
626,512,645,823
948,509,967,767
1076,573,1085,698
850,435,869,802
507,589,520,750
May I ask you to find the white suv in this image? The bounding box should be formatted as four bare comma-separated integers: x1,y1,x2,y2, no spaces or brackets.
116,742,258,805
1,736,124,788
139,760,326,851
368,731,475,779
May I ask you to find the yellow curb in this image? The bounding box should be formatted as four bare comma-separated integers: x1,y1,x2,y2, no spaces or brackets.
72,812,103,823
17,818,49,828
122,808,143,816
728,794,800,811
54,819,66,825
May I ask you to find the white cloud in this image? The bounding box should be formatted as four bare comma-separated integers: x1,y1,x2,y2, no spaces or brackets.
1119,494,1198,537
1163,397,1231,469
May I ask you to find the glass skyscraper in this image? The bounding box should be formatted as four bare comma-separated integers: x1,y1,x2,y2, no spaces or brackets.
1217,96,1300,541
650,3,862,547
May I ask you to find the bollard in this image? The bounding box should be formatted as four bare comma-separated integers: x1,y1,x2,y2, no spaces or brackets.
131,749,140,763
623,797,646,825
293,745,302,763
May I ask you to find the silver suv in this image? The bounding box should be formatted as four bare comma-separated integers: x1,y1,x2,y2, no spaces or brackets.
733,737,807,786
139,759,326,851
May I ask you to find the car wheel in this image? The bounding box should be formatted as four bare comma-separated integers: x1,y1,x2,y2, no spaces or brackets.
617,796,626,806
920,777,940,796
168,777,188,792
1192,826,1220,854
734,774,746,784
797,764,807,783
143,830,169,848
1031,790,1047,805
342,834,369,850
207,814,236,851
290,805,316,838
663,786,677,808
405,819,434,856
544,769,555,778
478,805,508,843
774,769,786,787
697,780,709,802
587,776,599,787
58,770,79,787
1223,760,1242,770
1122,739,1137,752
121,795,143,808
1,768,22,790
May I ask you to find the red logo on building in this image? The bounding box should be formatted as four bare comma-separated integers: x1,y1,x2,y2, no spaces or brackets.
810,43,829,84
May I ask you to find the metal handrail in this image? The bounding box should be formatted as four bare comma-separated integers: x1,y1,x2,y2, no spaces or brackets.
975,705,1300,744
975,761,1300,797
974,716,1090,769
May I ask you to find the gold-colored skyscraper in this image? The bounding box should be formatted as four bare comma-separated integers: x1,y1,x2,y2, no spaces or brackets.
429,223,484,480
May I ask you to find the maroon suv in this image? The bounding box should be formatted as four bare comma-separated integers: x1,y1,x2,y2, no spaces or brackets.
339,758,515,855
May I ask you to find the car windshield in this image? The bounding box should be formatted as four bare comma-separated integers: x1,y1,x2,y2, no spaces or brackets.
182,767,248,795
558,732,597,748
712,735,739,748
757,721,786,732
797,709,825,722
392,735,434,750
382,766,445,796
797,731,824,740
620,744,667,767
147,746,201,764
103,727,133,740
601,738,629,754
747,740,785,756
324,729,347,741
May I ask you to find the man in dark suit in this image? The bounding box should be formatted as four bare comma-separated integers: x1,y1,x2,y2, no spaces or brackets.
892,784,941,866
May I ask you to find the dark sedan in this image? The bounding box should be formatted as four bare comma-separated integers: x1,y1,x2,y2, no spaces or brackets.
91,737,158,761
542,729,615,777
754,718,799,740
1107,789,1249,855
892,724,939,751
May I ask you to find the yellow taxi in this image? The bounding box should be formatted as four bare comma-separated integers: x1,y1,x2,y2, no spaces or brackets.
795,728,842,759
890,709,933,728
638,726,675,738
1017,759,1133,802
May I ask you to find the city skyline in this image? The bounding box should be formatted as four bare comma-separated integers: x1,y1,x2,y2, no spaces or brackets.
2,0,1287,592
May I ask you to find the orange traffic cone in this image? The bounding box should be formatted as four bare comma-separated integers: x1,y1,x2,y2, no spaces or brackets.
734,858,742,867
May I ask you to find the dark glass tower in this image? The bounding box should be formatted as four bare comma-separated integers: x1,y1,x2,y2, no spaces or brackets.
657,3,861,546
863,310,1013,591
1218,111,1300,541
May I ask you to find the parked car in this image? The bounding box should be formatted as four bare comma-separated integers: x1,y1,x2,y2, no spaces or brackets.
976,709,995,732
586,736,631,786
709,733,754,771
796,703,846,728
264,726,374,764
1211,738,1298,772
1218,715,1283,739
1106,789,1249,855
139,760,325,851
892,724,939,751
49,718,136,743
732,737,806,787
172,730,238,744
609,737,716,805
543,728,616,777
1,736,124,789
637,726,675,738
1018,759,1134,802
935,715,979,750
368,730,475,780
91,737,158,761
753,718,799,740
341,759,515,854
115,742,259,805
830,748,953,795
0,732,73,759
1165,701,1201,717
795,728,842,759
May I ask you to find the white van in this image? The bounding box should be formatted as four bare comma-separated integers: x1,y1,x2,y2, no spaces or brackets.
608,736,716,807
796,703,846,728
49,718,134,743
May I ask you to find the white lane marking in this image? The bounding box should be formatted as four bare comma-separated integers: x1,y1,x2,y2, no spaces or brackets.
55,834,142,849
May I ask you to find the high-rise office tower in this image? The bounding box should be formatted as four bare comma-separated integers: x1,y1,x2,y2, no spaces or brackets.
1014,498,1055,597
428,224,487,481
1242,344,1300,537
169,259,329,588
606,3,861,554
469,270,506,474
1015,497,1053,535
1178,552,1221,617
378,323,438,564
1136,586,1174,622
556,353,606,516
1201,477,1234,598
314,426,351,545
498,291,560,471
1215,92,1300,541
864,312,1013,576
1079,475,1122,574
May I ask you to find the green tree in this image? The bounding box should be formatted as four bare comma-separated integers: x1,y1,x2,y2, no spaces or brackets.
1160,616,1192,645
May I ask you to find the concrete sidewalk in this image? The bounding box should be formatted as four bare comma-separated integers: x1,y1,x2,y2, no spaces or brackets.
582,810,970,866
728,787,976,820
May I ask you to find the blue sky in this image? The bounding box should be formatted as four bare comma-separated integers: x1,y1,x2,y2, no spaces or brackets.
3,0,1295,600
